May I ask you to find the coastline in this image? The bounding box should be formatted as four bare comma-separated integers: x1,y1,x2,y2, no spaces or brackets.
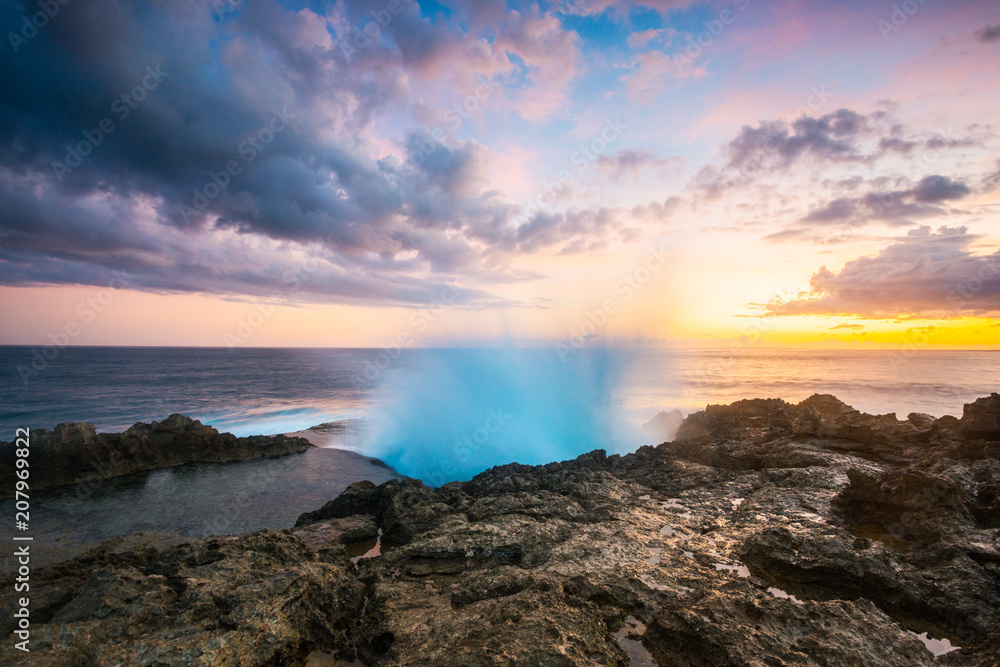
2,393,998,665
0,418,402,575
0,415,315,499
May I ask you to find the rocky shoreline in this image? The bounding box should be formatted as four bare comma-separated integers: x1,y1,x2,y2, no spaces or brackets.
0,415,313,498
3,394,999,665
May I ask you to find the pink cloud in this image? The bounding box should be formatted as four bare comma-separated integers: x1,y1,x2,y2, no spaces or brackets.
563,0,691,18
627,28,664,49
625,50,705,102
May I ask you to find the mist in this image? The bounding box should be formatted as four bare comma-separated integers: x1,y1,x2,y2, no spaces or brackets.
364,347,645,486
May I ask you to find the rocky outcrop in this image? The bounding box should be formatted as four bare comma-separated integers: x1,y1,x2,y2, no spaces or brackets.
642,409,685,443
0,415,313,497
3,394,999,665
960,393,1000,440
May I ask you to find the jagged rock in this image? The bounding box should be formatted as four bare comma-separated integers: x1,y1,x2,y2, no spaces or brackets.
295,478,449,546
1,530,366,666
293,515,379,550
908,412,937,428
960,393,1000,440
4,394,1000,665
642,409,685,443
799,393,856,420
644,578,935,666
295,480,382,526
0,415,313,497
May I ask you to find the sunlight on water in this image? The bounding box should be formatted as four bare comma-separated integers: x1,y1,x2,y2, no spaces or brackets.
364,348,645,485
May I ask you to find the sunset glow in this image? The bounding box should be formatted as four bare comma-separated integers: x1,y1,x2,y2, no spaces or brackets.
1,0,997,348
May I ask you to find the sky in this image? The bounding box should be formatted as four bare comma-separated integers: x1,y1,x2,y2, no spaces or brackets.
0,0,998,349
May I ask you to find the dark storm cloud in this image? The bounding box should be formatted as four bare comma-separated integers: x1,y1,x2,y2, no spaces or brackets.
765,227,1000,319
975,24,1000,43
0,0,600,305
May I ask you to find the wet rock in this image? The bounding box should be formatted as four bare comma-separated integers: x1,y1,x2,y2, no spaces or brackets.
296,480,382,526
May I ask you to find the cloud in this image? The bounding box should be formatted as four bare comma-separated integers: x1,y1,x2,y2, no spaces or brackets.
788,175,972,231
679,104,994,242
975,24,1000,43
694,108,991,201
724,109,874,171
829,323,864,330
630,196,683,223
0,0,608,306
764,226,1000,319
909,174,972,202
689,108,888,200
627,29,664,49
562,0,691,18
595,149,683,181
479,207,631,257
625,48,706,101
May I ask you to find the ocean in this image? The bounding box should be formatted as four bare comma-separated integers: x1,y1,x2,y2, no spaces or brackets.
2,345,995,560
1,346,995,439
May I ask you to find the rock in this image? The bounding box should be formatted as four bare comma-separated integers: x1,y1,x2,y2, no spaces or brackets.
293,515,379,550
1,530,367,666
642,409,685,443
960,393,1000,440
799,393,856,419
644,579,935,666
908,412,937,428
0,415,313,497
295,480,381,526
5,394,1000,665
